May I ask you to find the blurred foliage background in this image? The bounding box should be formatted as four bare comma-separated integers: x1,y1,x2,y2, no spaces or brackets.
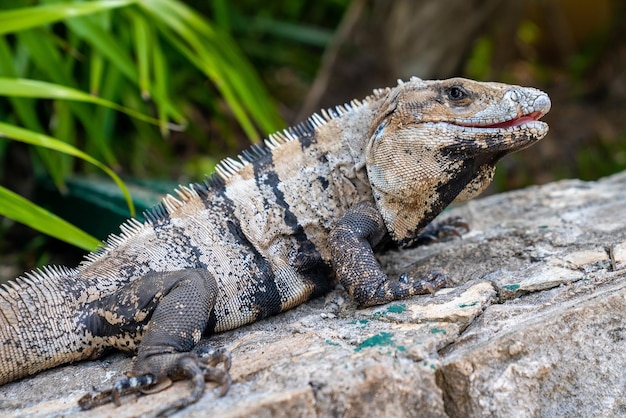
1,0,625,275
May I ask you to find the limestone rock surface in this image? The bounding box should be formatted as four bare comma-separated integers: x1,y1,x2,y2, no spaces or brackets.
3,172,626,417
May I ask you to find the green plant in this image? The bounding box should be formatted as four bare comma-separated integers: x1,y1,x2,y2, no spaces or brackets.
0,0,284,251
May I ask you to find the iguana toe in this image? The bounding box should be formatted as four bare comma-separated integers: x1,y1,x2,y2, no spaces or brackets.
78,349,231,416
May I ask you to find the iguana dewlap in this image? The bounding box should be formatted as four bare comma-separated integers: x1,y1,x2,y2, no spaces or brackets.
0,77,550,416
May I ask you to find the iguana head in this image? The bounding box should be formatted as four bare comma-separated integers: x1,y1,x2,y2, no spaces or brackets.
365,77,551,247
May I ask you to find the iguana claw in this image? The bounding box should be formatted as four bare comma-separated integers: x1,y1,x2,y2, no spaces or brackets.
78,348,231,416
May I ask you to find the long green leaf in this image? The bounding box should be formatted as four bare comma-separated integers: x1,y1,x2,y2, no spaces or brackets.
149,25,177,136
52,101,75,176
156,0,284,132
0,37,70,186
65,15,137,83
0,122,135,217
18,28,119,166
17,28,87,177
0,42,41,133
128,10,151,99
0,1,136,35
0,185,101,251
0,78,181,130
88,10,111,96
141,0,284,138
148,16,259,140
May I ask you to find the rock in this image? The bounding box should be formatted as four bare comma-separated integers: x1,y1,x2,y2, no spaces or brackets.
3,172,626,417
438,278,626,418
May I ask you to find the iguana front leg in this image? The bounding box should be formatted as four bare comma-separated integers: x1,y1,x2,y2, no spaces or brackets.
329,202,450,307
80,269,230,415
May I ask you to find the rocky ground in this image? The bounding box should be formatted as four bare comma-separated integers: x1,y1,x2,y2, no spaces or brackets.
3,171,626,417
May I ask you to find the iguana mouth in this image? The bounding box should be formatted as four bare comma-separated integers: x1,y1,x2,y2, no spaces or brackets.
462,111,545,129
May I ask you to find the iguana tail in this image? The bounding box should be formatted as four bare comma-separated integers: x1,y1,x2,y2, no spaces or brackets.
0,266,99,384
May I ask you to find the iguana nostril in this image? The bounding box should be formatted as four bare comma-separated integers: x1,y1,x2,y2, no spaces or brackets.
534,94,552,114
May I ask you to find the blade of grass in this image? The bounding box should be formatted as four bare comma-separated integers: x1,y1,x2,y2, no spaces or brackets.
50,100,76,179
18,28,76,177
149,17,259,141
52,101,75,176
141,0,284,140
0,39,43,132
210,0,231,32
89,10,111,96
0,0,136,35
17,29,73,86
19,28,120,166
64,14,137,84
0,185,101,251
90,49,105,96
0,37,68,187
0,78,181,130
146,0,284,133
150,29,176,136
127,10,151,100
93,64,122,162
0,122,135,217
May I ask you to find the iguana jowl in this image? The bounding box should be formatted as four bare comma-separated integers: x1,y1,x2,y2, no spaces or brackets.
0,77,550,414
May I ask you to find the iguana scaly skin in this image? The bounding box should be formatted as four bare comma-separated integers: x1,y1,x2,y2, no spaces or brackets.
0,77,550,414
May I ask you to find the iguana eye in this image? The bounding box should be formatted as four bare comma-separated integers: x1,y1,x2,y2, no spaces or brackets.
446,86,468,101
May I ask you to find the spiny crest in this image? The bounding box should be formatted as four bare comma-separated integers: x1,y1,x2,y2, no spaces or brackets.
77,84,399,268
1,265,77,296
84,218,146,264
83,185,202,265
213,87,394,182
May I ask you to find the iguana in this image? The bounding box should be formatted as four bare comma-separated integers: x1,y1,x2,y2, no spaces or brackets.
0,77,550,415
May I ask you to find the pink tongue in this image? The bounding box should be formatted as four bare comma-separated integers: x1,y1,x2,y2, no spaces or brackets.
481,111,542,128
